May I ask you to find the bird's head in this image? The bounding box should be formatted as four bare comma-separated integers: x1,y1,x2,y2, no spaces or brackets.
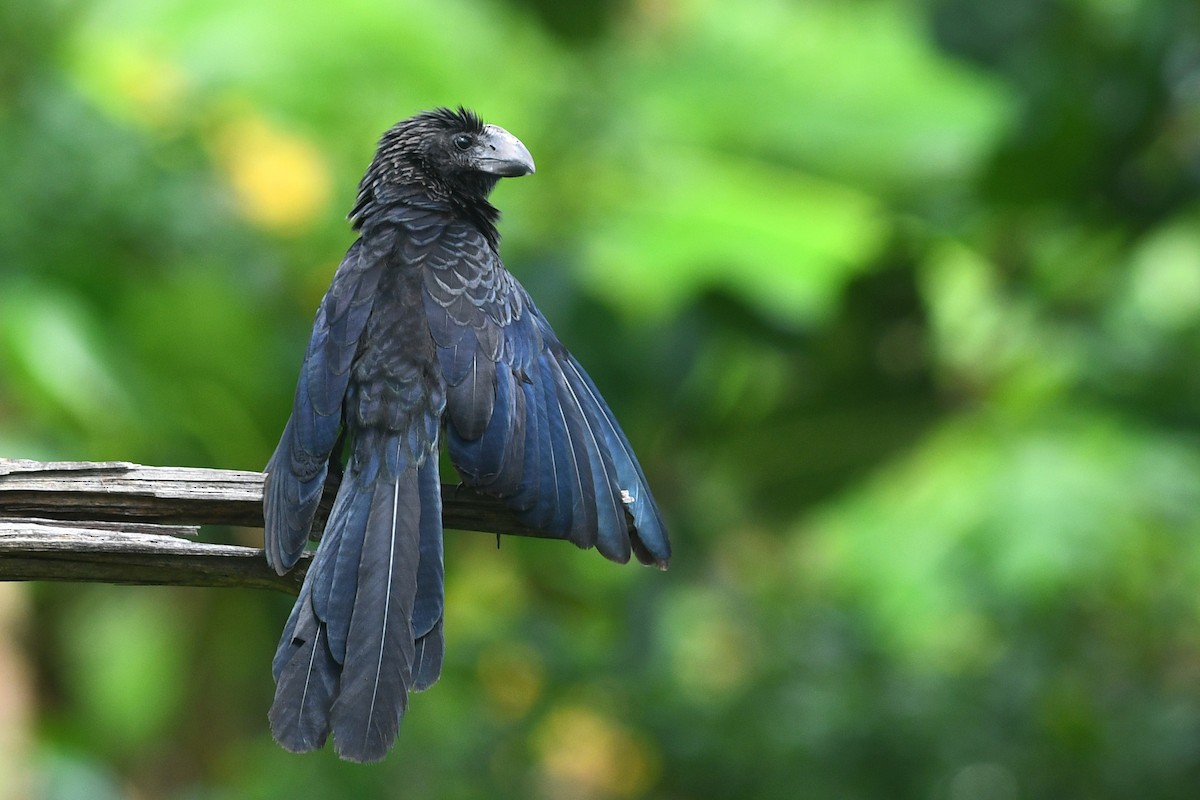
354,107,535,230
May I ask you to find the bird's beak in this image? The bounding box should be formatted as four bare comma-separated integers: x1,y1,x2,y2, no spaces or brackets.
475,124,536,177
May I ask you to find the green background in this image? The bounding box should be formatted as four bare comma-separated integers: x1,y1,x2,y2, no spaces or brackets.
2,0,1200,797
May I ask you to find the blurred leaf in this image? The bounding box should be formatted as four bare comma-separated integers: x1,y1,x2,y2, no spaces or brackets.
0,281,136,441
805,408,1200,668
1125,214,1200,331
583,149,885,325
619,0,1013,192
57,589,190,750
65,0,564,160
35,752,125,800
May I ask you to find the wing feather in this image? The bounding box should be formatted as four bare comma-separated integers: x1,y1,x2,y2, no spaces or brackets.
264,239,387,573
426,227,669,565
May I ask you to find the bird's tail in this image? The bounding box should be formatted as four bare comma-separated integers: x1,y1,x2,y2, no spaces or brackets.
269,450,444,762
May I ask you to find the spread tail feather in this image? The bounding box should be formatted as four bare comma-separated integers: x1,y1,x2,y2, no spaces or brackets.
329,459,422,762
411,457,446,691
268,569,339,752
270,450,438,763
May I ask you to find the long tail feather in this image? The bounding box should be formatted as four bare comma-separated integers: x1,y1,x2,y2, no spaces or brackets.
412,456,446,691
330,458,422,762
411,458,445,638
269,570,339,753
310,477,372,664
412,618,445,692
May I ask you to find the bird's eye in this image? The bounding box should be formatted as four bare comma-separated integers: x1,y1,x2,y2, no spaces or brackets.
453,133,473,151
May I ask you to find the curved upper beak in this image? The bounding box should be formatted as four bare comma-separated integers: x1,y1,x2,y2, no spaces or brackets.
475,124,536,177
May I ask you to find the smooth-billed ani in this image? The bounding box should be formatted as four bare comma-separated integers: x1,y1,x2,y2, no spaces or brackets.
263,107,670,762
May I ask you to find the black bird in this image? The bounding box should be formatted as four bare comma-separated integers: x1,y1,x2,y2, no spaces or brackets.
263,107,670,762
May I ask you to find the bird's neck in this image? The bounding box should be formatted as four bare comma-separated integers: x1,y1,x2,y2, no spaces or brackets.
350,168,502,250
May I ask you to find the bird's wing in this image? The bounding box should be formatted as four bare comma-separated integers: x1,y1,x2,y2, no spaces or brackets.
263,236,388,573
422,225,670,567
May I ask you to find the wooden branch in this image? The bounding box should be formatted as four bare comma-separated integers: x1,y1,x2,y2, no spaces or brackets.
0,459,574,594
0,518,303,593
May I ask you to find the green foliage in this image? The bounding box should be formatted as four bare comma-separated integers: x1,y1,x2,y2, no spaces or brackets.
3,0,1200,797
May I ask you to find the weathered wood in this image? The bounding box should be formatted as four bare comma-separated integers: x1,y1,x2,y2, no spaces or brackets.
0,459,564,538
0,518,305,593
0,458,580,594
0,516,200,538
